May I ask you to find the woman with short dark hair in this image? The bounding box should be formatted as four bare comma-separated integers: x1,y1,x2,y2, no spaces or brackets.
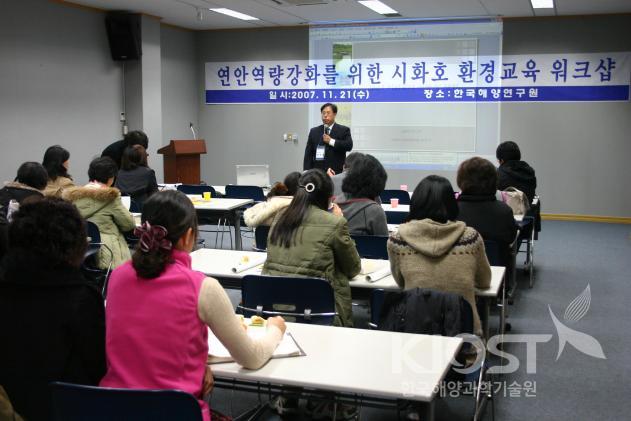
0,162,48,213
115,145,158,209
387,175,491,335
0,198,106,420
338,154,388,235
64,157,135,269
42,145,75,197
457,157,517,264
496,140,537,202
263,169,361,327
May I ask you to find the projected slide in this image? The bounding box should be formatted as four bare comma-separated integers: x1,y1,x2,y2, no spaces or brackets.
309,21,502,170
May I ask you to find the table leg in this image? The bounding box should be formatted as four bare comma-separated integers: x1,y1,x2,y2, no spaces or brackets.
420,399,435,421
482,298,490,342
233,210,243,250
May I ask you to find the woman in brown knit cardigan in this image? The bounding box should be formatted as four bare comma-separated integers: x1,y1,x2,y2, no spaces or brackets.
387,175,491,336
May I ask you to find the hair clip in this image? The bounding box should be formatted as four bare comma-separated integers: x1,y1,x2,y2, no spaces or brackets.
134,221,172,253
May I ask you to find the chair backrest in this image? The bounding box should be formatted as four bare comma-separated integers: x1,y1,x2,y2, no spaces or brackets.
385,210,408,225
129,199,142,213
50,382,202,421
84,221,101,259
483,239,504,266
380,189,411,205
351,235,389,260
369,288,386,328
239,275,337,325
177,184,216,196
225,185,265,202
254,225,270,251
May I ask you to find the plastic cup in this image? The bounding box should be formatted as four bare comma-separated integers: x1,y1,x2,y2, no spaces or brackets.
390,198,399,208
203,191,212,201
400,184,408,192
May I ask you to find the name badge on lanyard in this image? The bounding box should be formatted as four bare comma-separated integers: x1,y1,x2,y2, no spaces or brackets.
315,145,325,161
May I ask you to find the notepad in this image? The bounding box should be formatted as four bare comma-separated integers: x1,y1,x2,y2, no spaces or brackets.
231,254,267,273
207,324,305,364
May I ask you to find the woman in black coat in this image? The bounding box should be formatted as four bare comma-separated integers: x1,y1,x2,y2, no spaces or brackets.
0,198,106,420
457,157,518,265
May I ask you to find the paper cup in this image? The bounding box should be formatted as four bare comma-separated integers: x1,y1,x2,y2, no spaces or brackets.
390,198,399,208
203,191,212,201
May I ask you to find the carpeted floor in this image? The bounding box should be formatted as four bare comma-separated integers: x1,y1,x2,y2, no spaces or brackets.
200,221,631,420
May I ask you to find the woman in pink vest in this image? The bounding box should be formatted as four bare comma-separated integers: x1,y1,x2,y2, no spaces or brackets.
100,190,286,421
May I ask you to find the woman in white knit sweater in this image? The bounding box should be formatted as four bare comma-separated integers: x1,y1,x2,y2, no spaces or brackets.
244,171,300,227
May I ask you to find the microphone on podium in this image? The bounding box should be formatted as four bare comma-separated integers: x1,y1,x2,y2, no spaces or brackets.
190,122,198,140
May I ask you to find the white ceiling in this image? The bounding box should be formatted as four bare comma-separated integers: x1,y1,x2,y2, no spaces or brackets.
63,0,631,30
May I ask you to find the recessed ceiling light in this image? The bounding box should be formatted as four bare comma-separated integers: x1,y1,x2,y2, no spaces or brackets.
358,1,398,15
531,0,554,9
209,8,259,21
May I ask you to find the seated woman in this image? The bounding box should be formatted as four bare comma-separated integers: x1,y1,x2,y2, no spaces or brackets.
244,171,300,227
42,145,75,197
0,162,48,211
115,145,158,209
496,140,537,202
387,175,491,336
64,157,135,269
100,190,285,421
263,169,361,327
338,154,388,236
457,157,518,264
0,198,106,421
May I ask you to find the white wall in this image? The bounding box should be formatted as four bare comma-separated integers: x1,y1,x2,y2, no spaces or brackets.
0,0,123,185
161,24,199,175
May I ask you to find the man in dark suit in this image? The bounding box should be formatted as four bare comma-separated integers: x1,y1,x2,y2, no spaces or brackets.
101,130,149,169
303,103,353,175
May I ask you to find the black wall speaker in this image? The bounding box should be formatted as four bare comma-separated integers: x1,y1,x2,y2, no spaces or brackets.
105,12,142,61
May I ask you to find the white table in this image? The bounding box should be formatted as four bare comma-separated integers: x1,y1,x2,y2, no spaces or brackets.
191,249,506,338
381,203,410,213
191,197,253,250
210,322,462,421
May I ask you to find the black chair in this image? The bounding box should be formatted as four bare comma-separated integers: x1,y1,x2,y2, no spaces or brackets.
224,185,266,202
83,221,113,296
380,189,410,205
368,288,386,328
225,185,266,246
50,381,202,421
177,184,217,197
253,225,270,251
351,235,389,260
177,184,229,248
516,216,535,288
385,210,408,225
238,275,337,325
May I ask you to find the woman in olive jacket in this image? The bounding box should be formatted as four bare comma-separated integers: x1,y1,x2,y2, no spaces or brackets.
263,169,361,327
63,157,135,269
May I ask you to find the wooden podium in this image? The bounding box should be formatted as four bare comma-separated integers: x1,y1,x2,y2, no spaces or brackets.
157,139,207,184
